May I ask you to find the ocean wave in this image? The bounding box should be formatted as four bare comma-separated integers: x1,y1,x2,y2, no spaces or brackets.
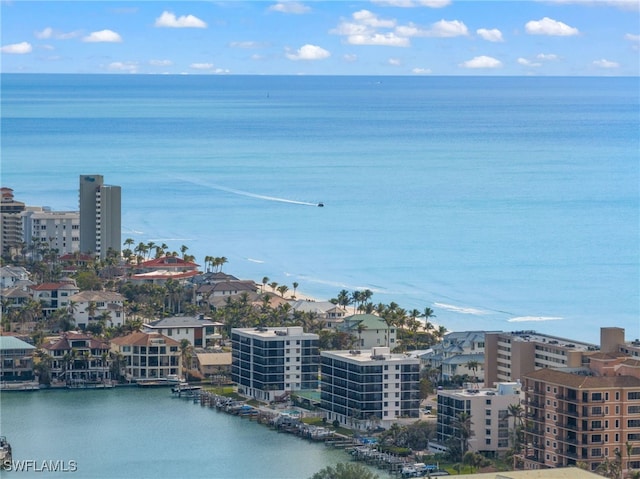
433,302,489,315
247,258,265,264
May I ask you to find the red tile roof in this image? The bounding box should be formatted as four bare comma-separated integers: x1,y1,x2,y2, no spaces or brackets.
138,256,200,269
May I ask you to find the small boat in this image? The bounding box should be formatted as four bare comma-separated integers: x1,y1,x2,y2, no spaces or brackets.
317,202,324,207
0,436,12,466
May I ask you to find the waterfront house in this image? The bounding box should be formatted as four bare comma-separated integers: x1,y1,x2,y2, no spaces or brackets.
231,326,320,403
110,331,181,382
143,314,223,348
29,278,80,317
41,331,111,386
0,335,36,383
338,314,396,349
320,347,420,430
196,279,259,303
128,255,200,285
195,351,232,381
68,290,126,329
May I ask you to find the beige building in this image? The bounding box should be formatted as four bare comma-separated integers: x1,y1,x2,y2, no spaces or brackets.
484,331,596,386
436,382,521,455
110,332,181,382
521,363,640,474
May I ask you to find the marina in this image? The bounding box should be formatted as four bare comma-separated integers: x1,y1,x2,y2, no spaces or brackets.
0,386,391,479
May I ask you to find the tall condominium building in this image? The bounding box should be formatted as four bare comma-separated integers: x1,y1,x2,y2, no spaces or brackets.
320,347,420,430
22,207,80,256
79,175,121,260
521,366,640,473
1,187,26,258
231,326,320,402
484,331,597,386
436,382,521,456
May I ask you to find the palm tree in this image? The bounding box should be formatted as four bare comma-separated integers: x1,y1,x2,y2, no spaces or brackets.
507,403,524,452
180,339,194,379
276,284,289,298
466,360,480,384
292,282,299,299
261,277,269,293
268,281,279,293
453,411,473,456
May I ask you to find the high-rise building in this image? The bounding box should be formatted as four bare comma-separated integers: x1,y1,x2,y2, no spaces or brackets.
0,187,26,258
320,347,420,430
231,326,320,402
79,175,121,259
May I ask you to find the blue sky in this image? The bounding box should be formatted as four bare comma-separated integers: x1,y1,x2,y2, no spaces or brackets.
1,1,638,75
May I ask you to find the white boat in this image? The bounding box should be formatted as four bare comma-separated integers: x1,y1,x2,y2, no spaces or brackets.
0,436,12,466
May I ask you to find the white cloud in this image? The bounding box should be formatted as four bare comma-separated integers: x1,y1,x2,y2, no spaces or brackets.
477,28,503,42
460,55,503,69
353,10,396,28
343,53,358,62
107,61,138,73
285,44,331,60
518,57,542,67
412,67,432,74
388,57,402,66
190,63,215,70
372,0,451,7
525,17,579,36
331,21,371,36
83,30,123,43
625,33,640,42
149,59,173,66
396,19,468,38
507,316,563,322
1,42,33,54
230,41,267,49
35,27,53,39
268,2,311,14
537,53,559,60
155,11,207,28
347,32,410,47
593,58,619,68
429,19,469,37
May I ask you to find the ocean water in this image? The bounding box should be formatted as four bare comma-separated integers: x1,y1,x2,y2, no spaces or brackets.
0,387,383,479
1,74,638,344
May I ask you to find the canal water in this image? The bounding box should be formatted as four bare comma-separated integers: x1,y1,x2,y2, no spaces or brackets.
0,387,390,478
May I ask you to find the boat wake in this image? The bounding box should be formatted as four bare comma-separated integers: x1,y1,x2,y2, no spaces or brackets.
177,177,319,206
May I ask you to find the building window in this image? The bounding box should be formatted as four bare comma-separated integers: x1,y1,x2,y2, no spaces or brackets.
628,392,640,400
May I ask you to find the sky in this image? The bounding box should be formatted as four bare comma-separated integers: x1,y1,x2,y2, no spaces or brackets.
1,0,639,75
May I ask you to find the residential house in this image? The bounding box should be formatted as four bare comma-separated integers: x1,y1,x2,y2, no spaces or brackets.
110,332,181,382
320,347,421,430
289,300,348,329
231,326,320,402
29,278,80,317
195,351,232,381
41,331,111,386
0,265,31,289
143,314,223,348
436,382,521,456
68,290,126,329
196,279,258,303
421,330,494,383
339,314,396,349
0,335,36,382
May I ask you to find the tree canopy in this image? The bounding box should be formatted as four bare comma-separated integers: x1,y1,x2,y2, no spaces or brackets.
309,463,379,479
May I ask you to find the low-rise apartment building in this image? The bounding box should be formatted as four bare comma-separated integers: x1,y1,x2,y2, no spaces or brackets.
0,335,36,382
110,332,181,382
143,314,222,348
231,326,320,402
436,382,521,456
320,347,420,430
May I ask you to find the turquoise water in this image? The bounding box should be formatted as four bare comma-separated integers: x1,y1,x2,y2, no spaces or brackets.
0,387,386,479
1,74,638,343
